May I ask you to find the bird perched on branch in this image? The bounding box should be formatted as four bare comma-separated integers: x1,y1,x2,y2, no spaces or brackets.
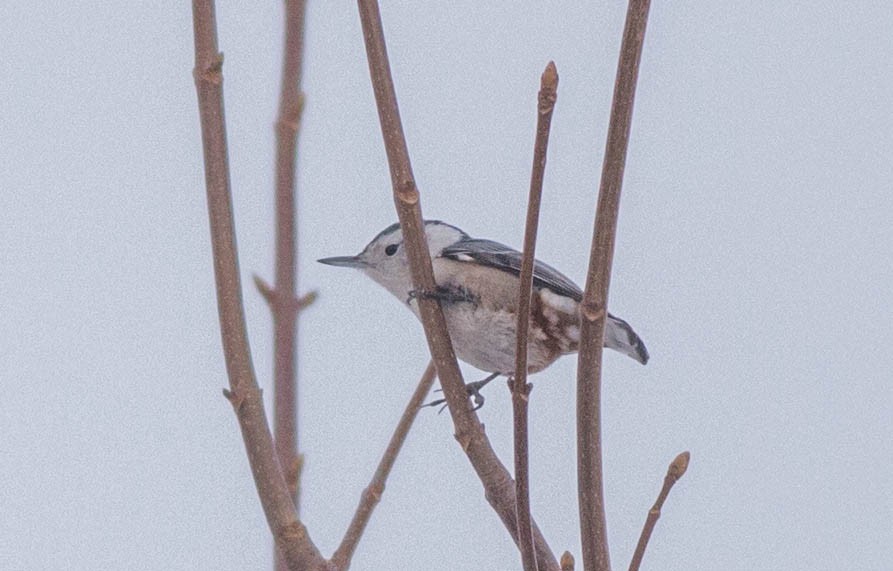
319,220,648,407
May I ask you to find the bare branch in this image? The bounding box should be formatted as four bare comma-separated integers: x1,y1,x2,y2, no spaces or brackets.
576,1,652,570
512,61,559,571
332,362,438,570
255,275,318,313
255,274,276,303
355,1,559,568
270,2,309,569
628,452,690,571
190,2,327,569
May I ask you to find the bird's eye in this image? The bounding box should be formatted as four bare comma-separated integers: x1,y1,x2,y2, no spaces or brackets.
385,244,399,256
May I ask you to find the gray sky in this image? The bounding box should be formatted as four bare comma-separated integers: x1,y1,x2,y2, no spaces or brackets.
2,2,892,570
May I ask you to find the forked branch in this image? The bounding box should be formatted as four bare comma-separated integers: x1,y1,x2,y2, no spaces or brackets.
267,2,310,570
190,2,327,569
355,0,559,568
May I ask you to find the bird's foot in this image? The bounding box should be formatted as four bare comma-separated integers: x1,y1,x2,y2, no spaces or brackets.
406,286,477,306
422,371,501,412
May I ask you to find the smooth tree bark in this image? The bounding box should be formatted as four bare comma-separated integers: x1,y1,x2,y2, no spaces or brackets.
270,0,310,511
191,2,328,570
259,2,315,570
628,452,690,571
192,2,684,569
576,1,652,570
512,61,559,571
355,0,560,568
332,362,438,569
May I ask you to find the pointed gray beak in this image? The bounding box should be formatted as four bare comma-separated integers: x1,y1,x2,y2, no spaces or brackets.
317,255,366,269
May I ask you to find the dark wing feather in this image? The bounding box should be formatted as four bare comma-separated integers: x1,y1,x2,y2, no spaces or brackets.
441,238,583,301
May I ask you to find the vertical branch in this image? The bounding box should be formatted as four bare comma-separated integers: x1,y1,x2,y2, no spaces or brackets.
513,61,559,571
272,0,309,513
332,362,439,570
628,452,690,571
576,1,652,571
271,2,310,570
191,2,327,570
355,1,559,568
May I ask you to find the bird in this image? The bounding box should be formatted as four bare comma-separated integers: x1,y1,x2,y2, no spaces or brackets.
318,220,648,407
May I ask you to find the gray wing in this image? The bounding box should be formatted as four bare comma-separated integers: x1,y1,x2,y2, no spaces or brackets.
440,238,583,301
442,237,650,365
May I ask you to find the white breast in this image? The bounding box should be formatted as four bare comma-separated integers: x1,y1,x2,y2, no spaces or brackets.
401,258,572,374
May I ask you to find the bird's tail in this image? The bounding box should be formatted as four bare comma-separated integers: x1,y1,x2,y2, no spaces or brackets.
604,313,649,365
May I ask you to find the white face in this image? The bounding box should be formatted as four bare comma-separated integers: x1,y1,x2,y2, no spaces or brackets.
357,221,467,301
359,224,412,298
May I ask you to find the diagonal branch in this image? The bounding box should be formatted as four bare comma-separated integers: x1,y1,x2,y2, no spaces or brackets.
628,452,690,571
576,1,652,570
512,61,559,571
354,1,559,568
331,362,438,570
190,2,327,570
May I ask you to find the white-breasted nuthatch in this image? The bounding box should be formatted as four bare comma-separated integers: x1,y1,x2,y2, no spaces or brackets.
319,220,648,405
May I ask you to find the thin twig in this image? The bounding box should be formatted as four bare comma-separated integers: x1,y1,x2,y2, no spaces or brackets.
576,2,652,571
269,2,309,570
190,2,327,570
354,1,559,568
331,362,438,570
256,275,318,313
513,61,559,571
628,452,690,571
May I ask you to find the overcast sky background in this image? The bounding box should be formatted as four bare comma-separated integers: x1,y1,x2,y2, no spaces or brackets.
2,2,892,570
